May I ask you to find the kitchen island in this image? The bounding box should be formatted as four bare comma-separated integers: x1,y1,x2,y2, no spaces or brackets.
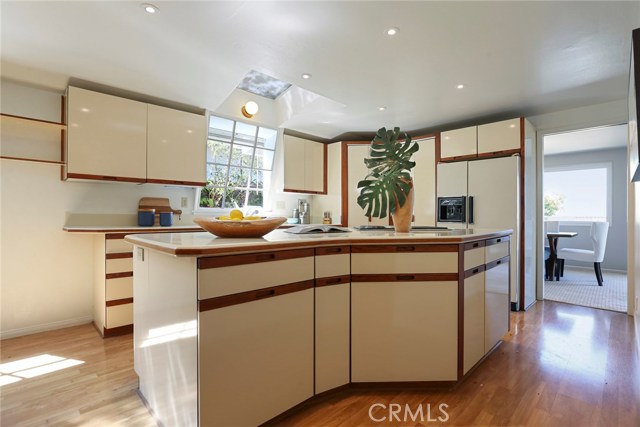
126,228,512,427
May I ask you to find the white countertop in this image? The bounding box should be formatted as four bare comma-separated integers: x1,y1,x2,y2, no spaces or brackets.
63,213,202,233
125,227,513,256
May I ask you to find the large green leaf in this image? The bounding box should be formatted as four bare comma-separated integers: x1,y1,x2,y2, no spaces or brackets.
357,127,419,219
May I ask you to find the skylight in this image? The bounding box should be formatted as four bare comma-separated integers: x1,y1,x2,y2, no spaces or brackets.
237,70,291,100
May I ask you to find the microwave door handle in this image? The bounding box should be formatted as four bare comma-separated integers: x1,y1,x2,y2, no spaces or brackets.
468,196,474,224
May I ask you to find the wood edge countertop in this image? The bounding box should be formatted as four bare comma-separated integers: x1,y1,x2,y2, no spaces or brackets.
124,228,513,257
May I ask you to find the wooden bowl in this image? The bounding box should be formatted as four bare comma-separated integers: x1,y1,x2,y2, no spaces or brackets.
193,216,287,238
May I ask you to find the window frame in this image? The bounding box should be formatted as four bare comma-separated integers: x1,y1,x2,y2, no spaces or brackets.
194,114,277,215
543,161,613,226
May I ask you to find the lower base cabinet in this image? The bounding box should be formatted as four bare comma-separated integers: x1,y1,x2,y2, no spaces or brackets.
199,289,314,427
463,271,486,374
485,257,510,352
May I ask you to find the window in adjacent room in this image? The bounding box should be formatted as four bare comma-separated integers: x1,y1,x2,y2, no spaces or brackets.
199,115,277,210
543,162,612,223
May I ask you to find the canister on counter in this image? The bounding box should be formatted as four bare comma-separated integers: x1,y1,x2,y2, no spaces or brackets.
138,208,155,226
160,212,173,226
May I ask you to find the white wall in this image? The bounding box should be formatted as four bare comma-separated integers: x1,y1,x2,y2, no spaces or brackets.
0,80,195,338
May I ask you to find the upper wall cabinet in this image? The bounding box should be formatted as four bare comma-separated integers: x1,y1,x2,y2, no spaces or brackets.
440,126,477,160
66,86,207,186
283,134,326,194
66,86,148,182
147,104,207,186
477,118,521,155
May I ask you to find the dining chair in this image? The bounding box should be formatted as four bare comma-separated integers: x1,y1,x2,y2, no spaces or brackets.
557,221,609,286
544,221,562,280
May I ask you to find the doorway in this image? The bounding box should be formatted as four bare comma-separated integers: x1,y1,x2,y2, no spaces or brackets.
540,124,628,312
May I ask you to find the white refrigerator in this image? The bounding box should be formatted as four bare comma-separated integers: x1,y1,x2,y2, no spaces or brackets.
437,156,521,309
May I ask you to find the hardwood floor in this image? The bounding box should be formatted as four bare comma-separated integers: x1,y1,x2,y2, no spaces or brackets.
1,301,638,426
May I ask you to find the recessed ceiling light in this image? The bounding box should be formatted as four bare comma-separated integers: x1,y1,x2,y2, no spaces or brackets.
386,27,399,36
456,84,465,89
301,73,311,79
509,124,516,128
141,3,159,14
378,106,387,111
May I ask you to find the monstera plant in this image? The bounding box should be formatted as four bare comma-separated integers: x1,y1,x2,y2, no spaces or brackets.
357,127,419,232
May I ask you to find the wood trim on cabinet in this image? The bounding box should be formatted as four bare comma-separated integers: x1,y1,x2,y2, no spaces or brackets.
146,178,206,187
457,245,464,381
439,153,478,163
315,275,350,288
198,279,314,312
315,245,351,256
485,255,510,272
0,156,65,165
66,172,146,183
463,240,486,251
350,273,459,282
105,252,133,260
464,264,486,279
476,148,521,160
485,235,510,247
0,112,66,128
105,297,133,307
197,248,314,269
106,233,130,240
351,244,459,253
106,271,133,280
322,142,328,195
102,324,133,337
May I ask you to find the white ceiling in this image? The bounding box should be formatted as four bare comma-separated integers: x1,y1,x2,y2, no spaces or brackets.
544,123,628,155
1,1,639,139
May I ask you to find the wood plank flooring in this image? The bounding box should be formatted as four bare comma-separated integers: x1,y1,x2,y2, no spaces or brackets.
1,300,638,426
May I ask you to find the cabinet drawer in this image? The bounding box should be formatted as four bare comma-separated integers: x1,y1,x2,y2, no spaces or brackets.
485,240,509,264
106,257,133,274
315,250,350,278
352,251,458,274
198,254,314,299
106,276,133,301
106,238,133,254
105,303,133,329
464,247,485,270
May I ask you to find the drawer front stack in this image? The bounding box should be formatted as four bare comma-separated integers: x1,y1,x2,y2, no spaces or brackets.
98,234,134,336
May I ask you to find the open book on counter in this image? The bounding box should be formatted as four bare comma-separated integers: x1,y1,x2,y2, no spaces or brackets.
284,224,352,234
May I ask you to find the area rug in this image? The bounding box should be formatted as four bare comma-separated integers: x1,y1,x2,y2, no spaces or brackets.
544,267,627,312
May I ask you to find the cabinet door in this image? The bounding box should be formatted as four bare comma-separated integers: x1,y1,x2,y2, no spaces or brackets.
463,271,485,374
477,118,521,154
485,258,510,352
306,140,326,193
147,104,206,186
440,126,477,159
199,289,314,427
351,280,458,382
283,135,306,191
412,137,436,225
346,144,388,226
66,87,147,182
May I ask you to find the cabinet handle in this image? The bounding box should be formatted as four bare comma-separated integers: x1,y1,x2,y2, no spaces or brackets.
496,238,502,243
326,277,342,285
473,243,479,248
256,253,276,261
496,260,502,265
256,289,276,299
396,246,415,252
325,247,343,254
396,274,415,281
473,268,479,274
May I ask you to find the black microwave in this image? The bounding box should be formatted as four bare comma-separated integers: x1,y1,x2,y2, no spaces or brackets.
437,196,466,222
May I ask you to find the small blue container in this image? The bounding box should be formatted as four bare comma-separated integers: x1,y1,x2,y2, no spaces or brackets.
160,212,173,227
138,208,155,226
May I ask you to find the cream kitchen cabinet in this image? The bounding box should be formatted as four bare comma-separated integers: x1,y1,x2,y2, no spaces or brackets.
440,125,477,160
462,240,486,375
147,104,207,186
198,249,314,427
346,143,389,226
66,86,206,185
412,136,437,225
283,134,326,194
477,118,522,155
485,255,510,352
66,86,148,182
314,246,350,394
350,245,459,382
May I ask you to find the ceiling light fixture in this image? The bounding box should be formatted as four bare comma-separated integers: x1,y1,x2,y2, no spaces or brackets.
141,3,159,14
301,73,311,79
456,84,465,89
386,27,399,36
378,106,387,111
241,101,259,118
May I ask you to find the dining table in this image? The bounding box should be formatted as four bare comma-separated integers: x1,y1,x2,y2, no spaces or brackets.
547,231,578,281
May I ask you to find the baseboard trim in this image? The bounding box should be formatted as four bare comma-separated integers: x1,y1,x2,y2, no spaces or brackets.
0,315,93,340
